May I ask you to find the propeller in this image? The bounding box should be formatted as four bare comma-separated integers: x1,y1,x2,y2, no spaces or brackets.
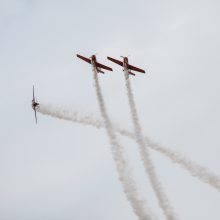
120,55,130,58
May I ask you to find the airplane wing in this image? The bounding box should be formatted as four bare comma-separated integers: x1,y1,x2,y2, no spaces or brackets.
76,54,91,64
96,62,113,71
107,57,123,66
128,64,145,73
33,85,35,102
34,109,37,124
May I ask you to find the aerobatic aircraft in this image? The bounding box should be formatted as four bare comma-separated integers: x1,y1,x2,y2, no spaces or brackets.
77,54,113,74
107,56,145,77
32,85,39,124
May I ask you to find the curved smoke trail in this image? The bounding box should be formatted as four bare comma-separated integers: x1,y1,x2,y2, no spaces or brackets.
37,105,220,192
91,66,156,220
124,71,177,220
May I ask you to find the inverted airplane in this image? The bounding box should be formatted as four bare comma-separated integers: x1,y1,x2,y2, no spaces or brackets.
107,56,145,77
32,85,39,124
77,54,113,74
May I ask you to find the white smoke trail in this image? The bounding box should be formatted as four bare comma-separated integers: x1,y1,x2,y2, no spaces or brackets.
37,105,220,192
146,138,220,192
118,129,220,192
37,104,102,128
91,66,156,220
124,70,177,220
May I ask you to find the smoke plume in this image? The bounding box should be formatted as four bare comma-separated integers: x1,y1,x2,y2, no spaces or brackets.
92,66,156,220
37,104,220,192
124,70,177,220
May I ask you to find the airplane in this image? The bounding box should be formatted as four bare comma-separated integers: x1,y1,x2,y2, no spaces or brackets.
32,85,39,124
107,56,145,77
76,54,113,74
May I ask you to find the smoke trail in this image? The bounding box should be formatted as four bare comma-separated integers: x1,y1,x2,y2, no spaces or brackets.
147,138,220,192
124,70,177,220
38,104,102,128
91,66,156,220
119,129,220,192
37,105,220,192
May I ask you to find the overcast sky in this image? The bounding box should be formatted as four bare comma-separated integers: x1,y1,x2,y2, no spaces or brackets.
0,0,220,219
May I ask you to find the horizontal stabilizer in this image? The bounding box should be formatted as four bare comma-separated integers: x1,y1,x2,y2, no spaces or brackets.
129,72,135,76
97,69,105,74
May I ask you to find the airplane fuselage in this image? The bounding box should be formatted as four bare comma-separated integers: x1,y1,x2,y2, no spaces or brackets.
123,57,129,70
123,57,130,77
91,55,104,73
91,55,96,65
122,57,135,77
32,100,39,110
91,55,98,70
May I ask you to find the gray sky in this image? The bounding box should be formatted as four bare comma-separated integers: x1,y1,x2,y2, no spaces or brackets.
0,0,220,219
